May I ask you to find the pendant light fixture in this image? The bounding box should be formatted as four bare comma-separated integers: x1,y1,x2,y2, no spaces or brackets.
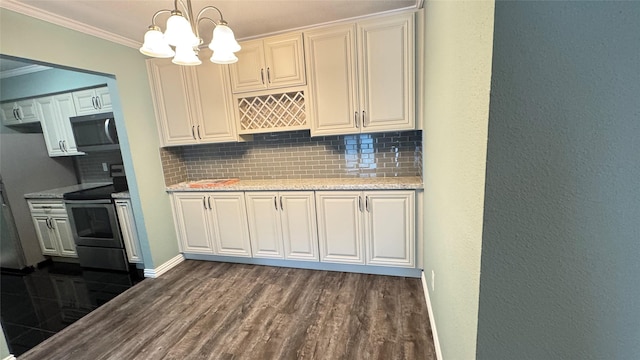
140,0,241,66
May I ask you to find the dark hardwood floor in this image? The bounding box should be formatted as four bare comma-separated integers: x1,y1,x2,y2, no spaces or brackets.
19,260,436,360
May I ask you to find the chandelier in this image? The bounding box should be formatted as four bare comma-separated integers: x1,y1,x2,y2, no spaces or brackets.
139,0,241,66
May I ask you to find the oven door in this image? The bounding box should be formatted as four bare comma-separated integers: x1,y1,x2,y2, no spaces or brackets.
65,200,123,248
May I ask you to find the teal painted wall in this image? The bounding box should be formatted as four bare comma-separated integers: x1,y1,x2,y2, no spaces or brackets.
0,66,109,101
477,2,640,359
0,9,180,269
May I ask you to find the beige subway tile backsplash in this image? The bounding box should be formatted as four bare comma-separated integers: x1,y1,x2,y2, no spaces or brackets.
160,130,422,185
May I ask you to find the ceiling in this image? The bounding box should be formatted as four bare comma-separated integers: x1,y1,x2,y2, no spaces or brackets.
2,0,420,49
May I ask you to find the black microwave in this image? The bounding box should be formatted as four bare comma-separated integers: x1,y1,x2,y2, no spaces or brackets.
69,112,119,152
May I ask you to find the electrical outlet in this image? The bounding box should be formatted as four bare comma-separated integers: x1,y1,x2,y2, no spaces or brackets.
431,270,435,291
102,162,108,172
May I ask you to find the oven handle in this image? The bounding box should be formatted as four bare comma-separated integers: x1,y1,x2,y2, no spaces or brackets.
64,199,113,204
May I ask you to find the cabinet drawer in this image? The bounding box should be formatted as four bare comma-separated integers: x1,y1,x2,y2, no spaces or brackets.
28,200,66,212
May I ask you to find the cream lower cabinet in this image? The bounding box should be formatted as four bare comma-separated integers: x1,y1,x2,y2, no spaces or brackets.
245,192,319,261
305,12,415,136
147,58,238,146
114,199,143,263
172,192,252,257
315,190,415,267
28,200,76,258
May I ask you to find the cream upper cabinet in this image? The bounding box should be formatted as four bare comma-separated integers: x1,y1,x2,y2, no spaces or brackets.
1,99,40,125
229,32,306,93
315,190,415,267
245,191,319,261
72,86,112,115
147,58,238,146
306,12,415,136
36,94,84,157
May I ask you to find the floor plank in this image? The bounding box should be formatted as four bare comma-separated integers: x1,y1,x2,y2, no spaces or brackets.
19,261,436,360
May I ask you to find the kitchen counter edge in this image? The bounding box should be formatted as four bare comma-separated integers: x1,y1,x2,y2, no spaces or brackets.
166,177,424,192
24,182,112,200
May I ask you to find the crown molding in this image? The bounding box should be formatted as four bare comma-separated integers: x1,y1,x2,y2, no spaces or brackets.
0,64,52,79
0,0,140,49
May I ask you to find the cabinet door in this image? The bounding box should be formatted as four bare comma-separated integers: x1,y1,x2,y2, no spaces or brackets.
172,193,214,254
94,87,113,112
72,89,100,115
33,215,59,256
280,192,319,261
188,62,238,143
51,215,77,257
36,97,65,157
16,99,40,123
146,59,196,146
245,192,284,259
52,94,83,155
208,193,252,257
305,24,359,136
228,39,267,93
357,13,414,132
264,33,306,89
364,191,415,267
115,200,143,263
315,191,365,264
0,102,18,125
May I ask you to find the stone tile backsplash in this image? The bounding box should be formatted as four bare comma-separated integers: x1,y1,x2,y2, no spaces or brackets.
160,130,422,185
75,150,123,183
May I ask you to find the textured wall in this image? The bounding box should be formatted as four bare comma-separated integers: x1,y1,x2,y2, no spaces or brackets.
477,2,640,359
160,130,422,185
421,1,494,359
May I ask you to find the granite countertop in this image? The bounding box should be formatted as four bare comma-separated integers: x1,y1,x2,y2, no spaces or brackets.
166,177,423,192
112,191,130,199
24,182,112,199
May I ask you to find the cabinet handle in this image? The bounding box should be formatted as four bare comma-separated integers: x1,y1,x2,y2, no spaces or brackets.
362,111,366,128
58,140,63,151
274,196,278,211
260,68,265,84
354,112,359,128
203,196,207,210
13,109,18,120
96,96,102,109
46,218,52,229
267,67,271,83
62,140,67,152
191,126,196,140
197,125,202,139
49,218,55,229
365,196,370,212
16,108,22,120
280,196,284,211
207,196,212,210
91,96,97,109
358,196,363,212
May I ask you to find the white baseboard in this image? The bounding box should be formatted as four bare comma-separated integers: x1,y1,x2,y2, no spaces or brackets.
143,254,184,278
422,271,443,360
3,354,17,360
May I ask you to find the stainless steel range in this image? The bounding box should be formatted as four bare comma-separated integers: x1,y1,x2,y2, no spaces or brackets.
63,166,128,271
